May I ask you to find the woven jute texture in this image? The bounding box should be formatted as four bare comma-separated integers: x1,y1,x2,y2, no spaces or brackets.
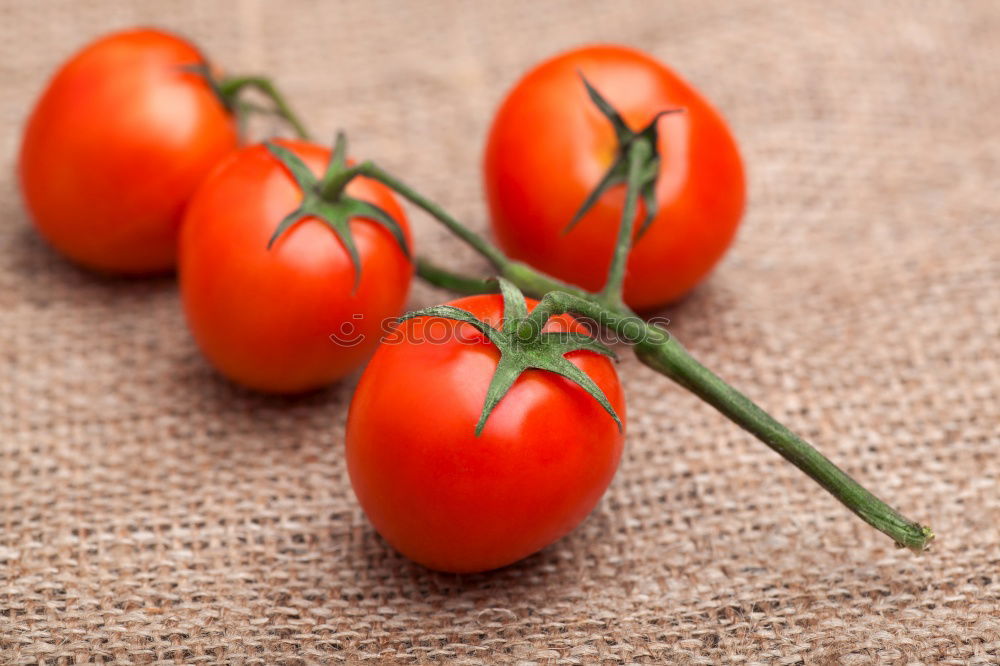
2,1,998,663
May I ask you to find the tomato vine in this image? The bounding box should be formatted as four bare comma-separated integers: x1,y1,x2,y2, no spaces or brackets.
255,67,934,553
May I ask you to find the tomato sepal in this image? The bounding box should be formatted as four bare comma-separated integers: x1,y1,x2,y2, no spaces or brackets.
263,137,411,290
399,278,622,436
565,75,684,239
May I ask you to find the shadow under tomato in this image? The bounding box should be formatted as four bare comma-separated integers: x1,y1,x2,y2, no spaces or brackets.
342,505,625,604
7,217,358,463
6,223,178,297
168,357,360,459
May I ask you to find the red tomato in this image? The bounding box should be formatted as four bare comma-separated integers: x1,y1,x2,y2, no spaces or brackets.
484,44,745,311
346,293,626,573
19,29,238,274
179,140,413,393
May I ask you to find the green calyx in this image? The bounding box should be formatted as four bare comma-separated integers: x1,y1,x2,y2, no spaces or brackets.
264,133,411,289
565,74,684,238
398,278,623,436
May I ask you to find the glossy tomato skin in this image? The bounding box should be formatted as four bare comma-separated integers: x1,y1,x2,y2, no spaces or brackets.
179,140,413,393
19,29,238,274
346,294,626,573
484,44,745,311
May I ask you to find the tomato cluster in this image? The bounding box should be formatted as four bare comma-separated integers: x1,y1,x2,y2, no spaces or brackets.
19,32,744,572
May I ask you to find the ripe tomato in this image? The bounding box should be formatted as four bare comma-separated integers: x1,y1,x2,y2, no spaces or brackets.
19,29,238,274
484,44,746,311
345,293,626,573
179,140,413,393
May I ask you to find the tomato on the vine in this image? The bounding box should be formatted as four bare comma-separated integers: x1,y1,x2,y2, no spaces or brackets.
19,29,238,274
179,139,413,393
484,44,746,311
346,292,626,573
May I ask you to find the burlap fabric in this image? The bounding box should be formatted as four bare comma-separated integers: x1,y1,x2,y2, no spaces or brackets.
2,1,998,663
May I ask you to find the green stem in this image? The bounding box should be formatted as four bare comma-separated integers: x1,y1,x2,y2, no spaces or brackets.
416,257,496,294
598,139,650,308
633,333,934,552
219,75,312,141
418,254,596,303
319,164,358,201
501,260,592,301
506,290,933,551
318,159,589,299
515,290,643,342
356,163,509,268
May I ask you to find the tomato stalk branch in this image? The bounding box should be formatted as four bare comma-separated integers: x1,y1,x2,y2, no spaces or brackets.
351,163,508,267
334,161,593,298
416,258,496,294
267,113,932,551
597,138,648,309
633,335,935,552
507,290,933,551
366,164,933,552
217,75,312,141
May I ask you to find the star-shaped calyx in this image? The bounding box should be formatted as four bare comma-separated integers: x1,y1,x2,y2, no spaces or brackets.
263,132,410,289
398,279,623,436
565,75,684,238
